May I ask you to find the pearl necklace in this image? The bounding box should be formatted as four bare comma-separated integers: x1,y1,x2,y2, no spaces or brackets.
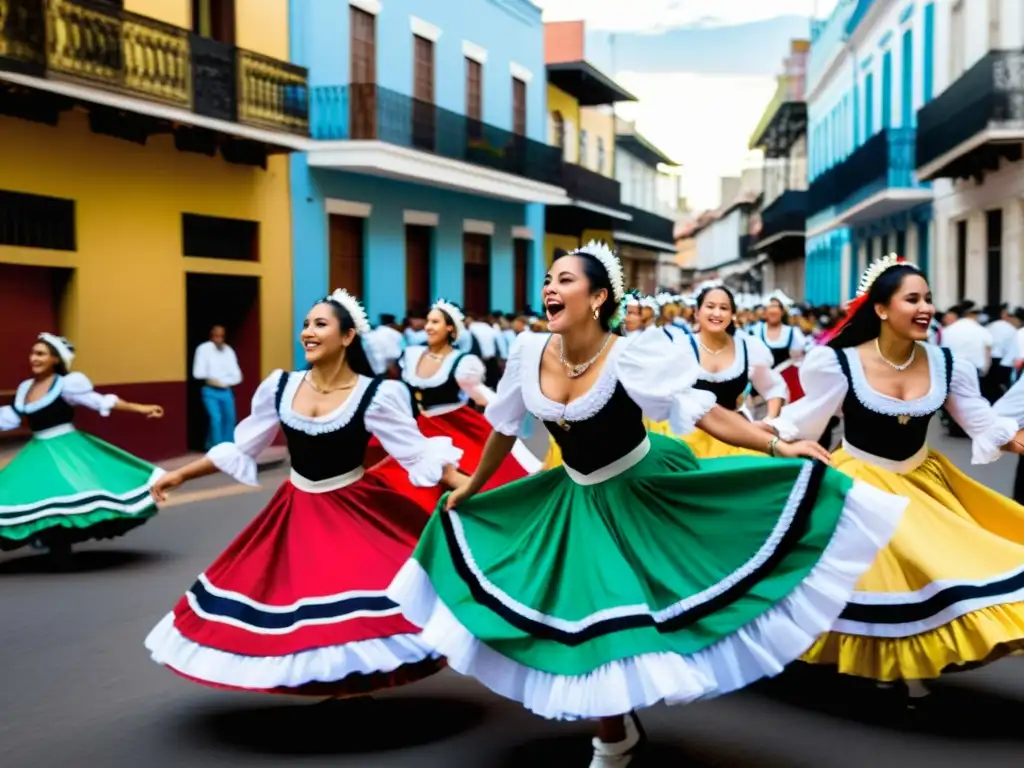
558,333,612,378
698,335,729,356
875,339,916,371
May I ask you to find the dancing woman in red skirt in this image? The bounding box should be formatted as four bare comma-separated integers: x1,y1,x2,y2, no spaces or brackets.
370,299,541,512
144,289,464,696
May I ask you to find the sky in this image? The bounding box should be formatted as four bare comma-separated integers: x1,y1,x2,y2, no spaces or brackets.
533,0,841,210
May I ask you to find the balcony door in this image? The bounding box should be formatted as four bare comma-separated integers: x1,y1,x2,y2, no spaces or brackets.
192,0,235,44
513,238,529,312
405,224,432,314
350,7,377,139
463,233,490,315
329,215,365,297
986,209,1002,309
412,35,435,151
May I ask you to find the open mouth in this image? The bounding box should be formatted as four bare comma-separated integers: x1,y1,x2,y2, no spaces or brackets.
545,301,565,321
303,340,321,351
912,317,931,328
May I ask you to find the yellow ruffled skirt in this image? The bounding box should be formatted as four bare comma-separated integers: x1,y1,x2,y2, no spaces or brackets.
802,446,1024,681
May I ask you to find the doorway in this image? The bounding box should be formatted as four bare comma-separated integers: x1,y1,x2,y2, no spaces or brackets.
329,214,365,296
463,233,490,315
986,208,1002,309
405,224,432,314
513,238,529,313
185,273,260,452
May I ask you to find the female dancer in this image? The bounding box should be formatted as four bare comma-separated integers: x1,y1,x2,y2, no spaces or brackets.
0,333,164,559
370,299,540,511
144,290,463,697
677,284,789,458
754,295,807,398
763,256,1024,700
388,242,907,767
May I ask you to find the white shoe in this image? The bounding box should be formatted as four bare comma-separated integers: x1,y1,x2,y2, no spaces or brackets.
589,712,646,768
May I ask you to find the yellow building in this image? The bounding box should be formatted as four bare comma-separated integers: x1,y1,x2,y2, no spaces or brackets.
0,0,308,459
543,21,636,265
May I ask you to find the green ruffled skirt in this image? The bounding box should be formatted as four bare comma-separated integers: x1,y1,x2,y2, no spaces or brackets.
388,433,906,720
0,429,161,550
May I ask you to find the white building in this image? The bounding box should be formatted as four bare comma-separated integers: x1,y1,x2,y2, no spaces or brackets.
920,0,1024,311
613,118,683,291
692,198,761,293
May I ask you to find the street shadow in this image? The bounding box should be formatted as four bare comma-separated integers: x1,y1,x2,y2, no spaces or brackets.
0,549,167,575
752,665,1024,740
495,734,732,767
187,695,486,755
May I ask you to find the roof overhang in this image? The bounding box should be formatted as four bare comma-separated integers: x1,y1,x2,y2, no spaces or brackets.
613,231,678,253
307,140,570,204
805,188,934,239
546,61,637,106
615,132,678,167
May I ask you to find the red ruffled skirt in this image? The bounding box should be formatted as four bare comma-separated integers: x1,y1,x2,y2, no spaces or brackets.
369,404,533,512
778,361,804,402
144,472,443,695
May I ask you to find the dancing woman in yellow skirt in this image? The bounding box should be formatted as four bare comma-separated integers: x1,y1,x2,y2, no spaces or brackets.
764,255,1024,693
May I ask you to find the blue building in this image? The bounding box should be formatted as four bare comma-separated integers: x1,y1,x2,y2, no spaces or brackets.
804,0,937,305
289,0,567,362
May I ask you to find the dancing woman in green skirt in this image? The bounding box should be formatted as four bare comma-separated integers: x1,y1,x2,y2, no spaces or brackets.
387,242,909,767
0,333,165,561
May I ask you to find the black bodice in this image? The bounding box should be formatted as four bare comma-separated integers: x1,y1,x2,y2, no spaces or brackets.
544,382,647,475
404,351,466,413
13,379,76,432
274,373,383,482
834,347,953,461
687,335,749,410
760,325,793,368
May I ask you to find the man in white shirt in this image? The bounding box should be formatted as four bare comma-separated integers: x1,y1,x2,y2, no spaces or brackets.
985,304,1020,401
192,325,243,449
368,314,404,376
463,311,502,388
941,302,993,435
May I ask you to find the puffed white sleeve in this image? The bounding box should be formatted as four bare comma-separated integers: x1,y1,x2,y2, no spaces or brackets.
745,336,789,402
945,355,1019,464
790,327,808,356
207,371,283,486
455,354,496,404
365,380,463,487
0,405,20,431
616,327,716,434
60,372,119,416
765,346,848,441
483,337,529,436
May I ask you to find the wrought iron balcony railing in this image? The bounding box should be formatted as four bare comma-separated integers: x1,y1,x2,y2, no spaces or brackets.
916,49,1024,178
759,190,807,241
0,0,309,135
618,203,674,244
311,83,562,186
559,160,623,209
807,127,919,217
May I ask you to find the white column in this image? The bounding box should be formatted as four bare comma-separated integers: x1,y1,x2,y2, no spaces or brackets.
1003,197,1024,306
840,240,852,300
965,209,986,302
906,223,919,264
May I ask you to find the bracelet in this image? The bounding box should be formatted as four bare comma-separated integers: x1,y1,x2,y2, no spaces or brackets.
767,436,780,457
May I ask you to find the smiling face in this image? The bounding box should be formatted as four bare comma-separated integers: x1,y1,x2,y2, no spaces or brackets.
542,254,607,333
301,302,355,364
425,309,455,346
29,342,59,376
764,300,785,325
624,305,643,332
877,273,934,341
697,288,735,336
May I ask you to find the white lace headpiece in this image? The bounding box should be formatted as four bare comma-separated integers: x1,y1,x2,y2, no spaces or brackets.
640,295,659,311
38,333,75,368
326,289,371,335
766,289,795,308
431,298,466,341
857,253,917,297
570,240,625,303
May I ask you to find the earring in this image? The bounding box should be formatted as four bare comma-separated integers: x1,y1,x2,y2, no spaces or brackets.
880,314,888,320
592,308,599,320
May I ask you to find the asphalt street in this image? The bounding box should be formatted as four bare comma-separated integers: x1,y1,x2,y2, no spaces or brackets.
1,424,1023,767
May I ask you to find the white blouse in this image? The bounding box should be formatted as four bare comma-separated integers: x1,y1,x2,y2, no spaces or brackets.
767,344,1018,466
399,346,495,407
207,370,462,487
753,323,808,355
0,373,119,431
485,327,717,437
994,374,1024,430
696,334,789,403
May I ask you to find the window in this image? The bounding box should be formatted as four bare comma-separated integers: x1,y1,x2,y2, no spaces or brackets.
191,0,235,44
881,50,892,129
466,58,483,121
579,129,588,166
596,136,605,174
182,213,259,261
863,72,874,137
413,35,434,102
550,111,565,147
955,219,967,301
350,7,377,139
0,189,75,251
988,0,1001,48
923,3,935,100
986,208,1003,309
901,29,913,126
512,77,526,136
950,0,965,79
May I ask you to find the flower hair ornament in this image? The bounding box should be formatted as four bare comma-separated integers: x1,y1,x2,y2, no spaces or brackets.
819,253,918,345
325,289,371,335
38,332,75,369
431,298,466,341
